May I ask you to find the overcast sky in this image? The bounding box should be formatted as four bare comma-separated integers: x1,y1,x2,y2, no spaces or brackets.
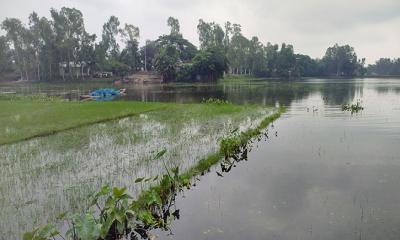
1,0,399,63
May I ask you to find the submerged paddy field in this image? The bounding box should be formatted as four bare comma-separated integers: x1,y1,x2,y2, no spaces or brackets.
2,77,400,240
0,95,279,238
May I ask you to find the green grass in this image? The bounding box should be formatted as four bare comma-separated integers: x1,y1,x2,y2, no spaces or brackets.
0,99,168,145
0,97,268,145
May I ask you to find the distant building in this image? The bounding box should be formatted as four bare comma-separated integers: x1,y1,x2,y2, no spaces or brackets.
59,62,92,78
93,72,114,78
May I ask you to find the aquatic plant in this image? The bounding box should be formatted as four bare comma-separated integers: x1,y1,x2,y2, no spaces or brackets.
23,150,187,240
220,109,284,158
342,100,364,113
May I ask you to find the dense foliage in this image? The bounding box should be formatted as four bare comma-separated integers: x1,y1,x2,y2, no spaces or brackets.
367,58,400,76
1,6,397,82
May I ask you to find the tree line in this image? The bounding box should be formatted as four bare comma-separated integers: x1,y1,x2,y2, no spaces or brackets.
367,58,400,76
0,7,395,82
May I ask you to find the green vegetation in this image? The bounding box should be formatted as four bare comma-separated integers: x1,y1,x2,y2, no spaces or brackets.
220,109,283,157
367,58,400,76
342,100,364,113
183,107,284,179
23,105,285,240
0,95,271,145
23,149,188,240
0,98,167,145
0,6,375,83
201,97,230,105
1,96,274,238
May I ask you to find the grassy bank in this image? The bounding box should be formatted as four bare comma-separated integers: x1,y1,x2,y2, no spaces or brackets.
0,99,170,145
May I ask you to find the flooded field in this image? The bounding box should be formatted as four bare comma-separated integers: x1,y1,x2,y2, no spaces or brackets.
155,78,400,240
0,97,271,238
1,78,400,239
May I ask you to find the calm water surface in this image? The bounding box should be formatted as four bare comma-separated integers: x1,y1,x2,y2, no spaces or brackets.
1,78,400,239
154,78,400,240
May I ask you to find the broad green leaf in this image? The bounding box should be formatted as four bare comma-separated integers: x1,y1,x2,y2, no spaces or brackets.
37,224,59,238
145,190,162,207
100,216,115,238
75,214,101,240
112,187,126,198
137,210,155,226
116,221,124,234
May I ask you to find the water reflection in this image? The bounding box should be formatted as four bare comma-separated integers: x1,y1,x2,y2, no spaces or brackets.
3,78,393,108
0,78,367,106
151,79,400,240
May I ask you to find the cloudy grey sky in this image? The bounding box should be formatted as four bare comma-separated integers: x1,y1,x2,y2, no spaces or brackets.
1,0,399,63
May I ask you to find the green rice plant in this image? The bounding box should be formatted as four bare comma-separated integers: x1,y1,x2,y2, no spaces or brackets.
23,107,285,240
24,149,188,240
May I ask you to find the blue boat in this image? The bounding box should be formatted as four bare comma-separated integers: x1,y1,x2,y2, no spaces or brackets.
90,88,121,101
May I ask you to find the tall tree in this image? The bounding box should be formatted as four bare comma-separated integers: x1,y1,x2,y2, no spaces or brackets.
276,43,296,77
77,32,96,79
265,42,279,76
248,36,266,76
1,18,31,80
227,24,250,74
167,17,180,35
197,19,224,50
322,44,358,77
154,44,179,82
51,7,87,80
294,54,321,77
155,34,197,62
28,12,42,81
192,47,228,81
120,24,140,72
36,16,57,80
140,40,156,71
0,36,13,74
101,16,121,59
367,58,400,76
224,21,232,50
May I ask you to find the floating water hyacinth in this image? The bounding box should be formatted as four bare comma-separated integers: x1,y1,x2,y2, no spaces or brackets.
342,100,364,113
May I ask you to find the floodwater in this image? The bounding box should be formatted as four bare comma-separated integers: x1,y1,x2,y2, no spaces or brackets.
153,78,400,240
0,101,268,239
1,78,400,239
